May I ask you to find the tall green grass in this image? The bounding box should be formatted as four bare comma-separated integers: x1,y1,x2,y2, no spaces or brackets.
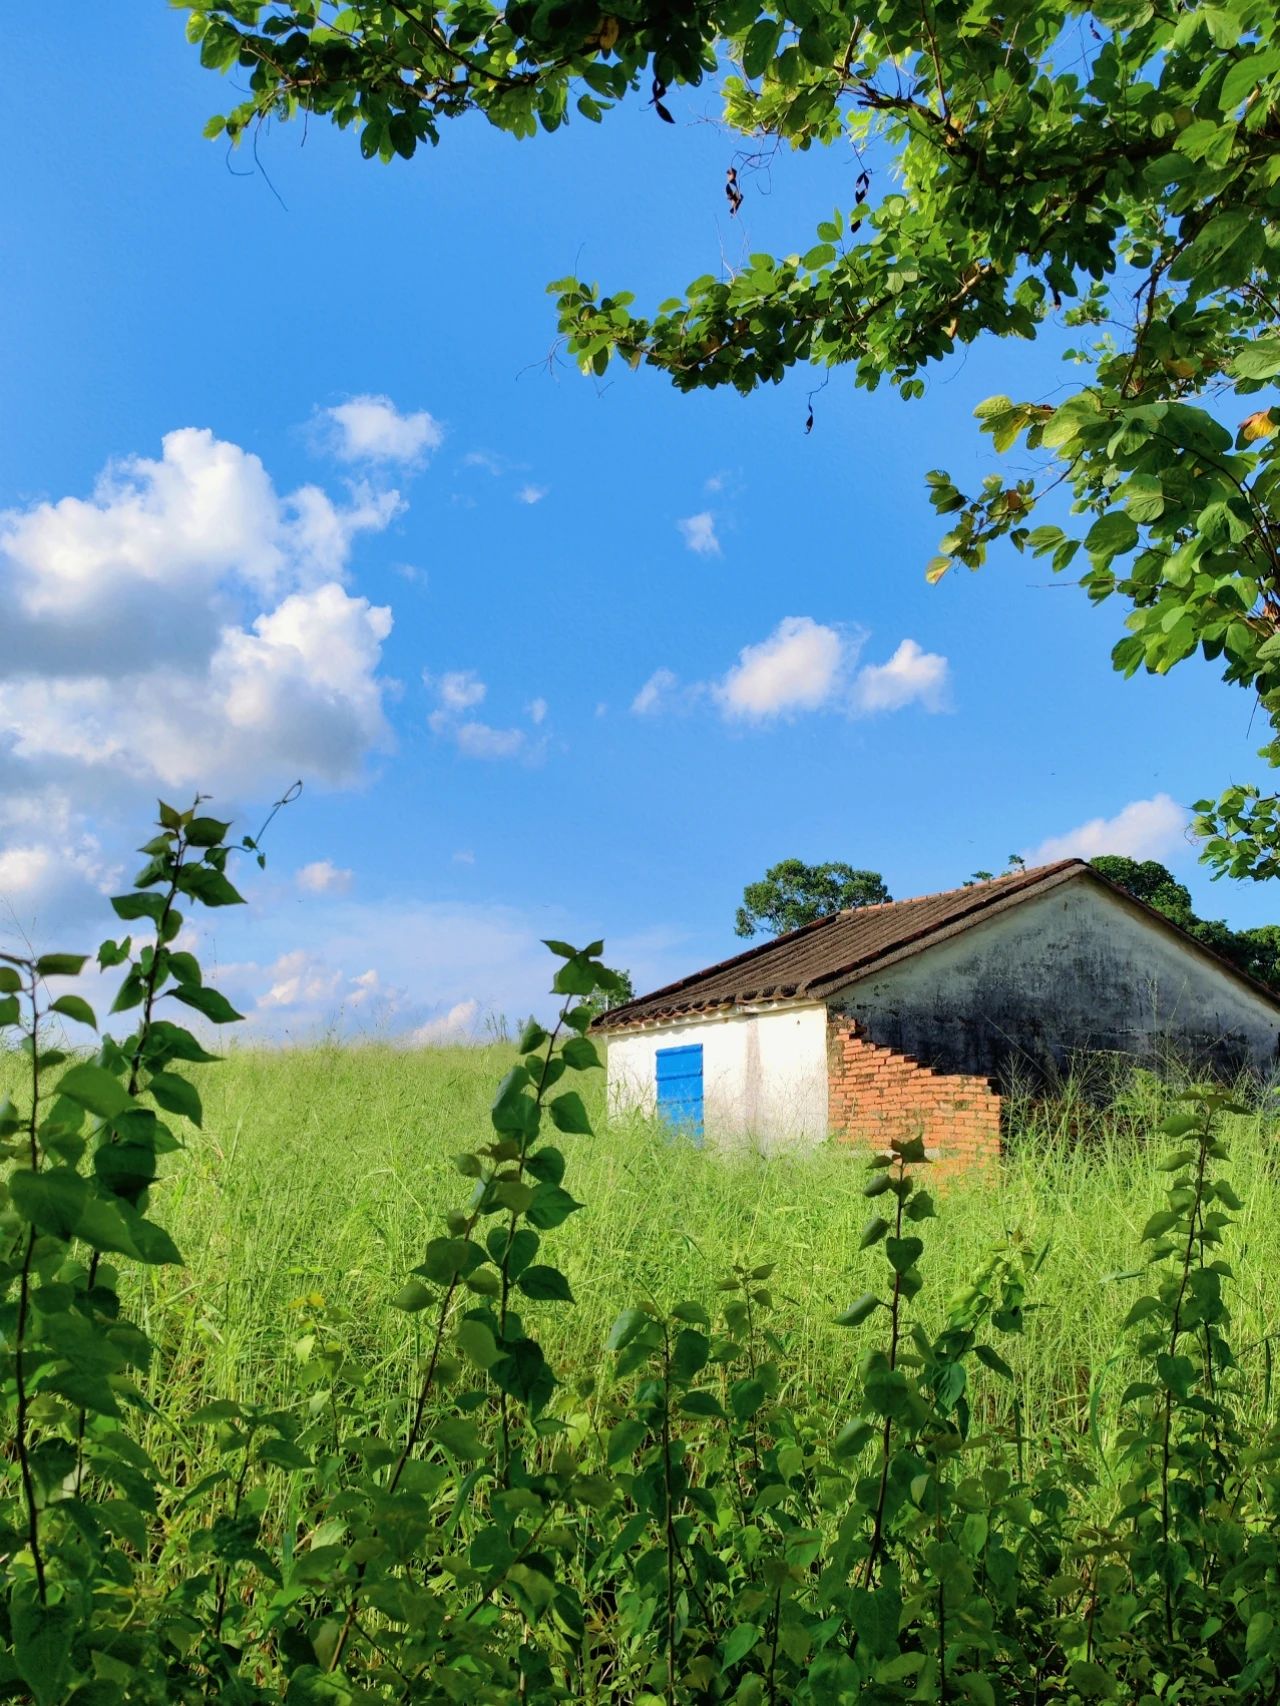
113,1045,1280,1465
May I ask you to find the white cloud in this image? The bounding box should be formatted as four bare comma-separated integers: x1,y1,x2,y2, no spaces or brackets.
426,670,486,731
324,395,443,466
0,428,396,800
851,638,951,714
257,948,345,1010
1025,793,1190,866
677,511,721,556
407,998,482,1046
717,616,850,721
453,849,476,865
455,721,526,760
516,484,547,505
296,859,354,896
527,697,548,726
632,667,678,716
632,620,951,727
426,671,529,760
463,450,505,475
167,892,695,1045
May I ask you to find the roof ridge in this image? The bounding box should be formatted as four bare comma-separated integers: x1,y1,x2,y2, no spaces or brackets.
835,858,1086,919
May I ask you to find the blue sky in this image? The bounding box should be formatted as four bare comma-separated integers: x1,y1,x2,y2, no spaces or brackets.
0,8,1273,1039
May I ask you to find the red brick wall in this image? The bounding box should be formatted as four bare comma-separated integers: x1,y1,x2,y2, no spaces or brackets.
827,1014,1002,1167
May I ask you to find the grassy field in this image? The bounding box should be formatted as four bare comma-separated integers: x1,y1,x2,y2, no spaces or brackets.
116,1044,1280,1466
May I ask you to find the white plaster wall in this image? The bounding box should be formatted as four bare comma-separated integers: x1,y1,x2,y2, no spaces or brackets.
828,879,1280,1079
605,1002,829,1152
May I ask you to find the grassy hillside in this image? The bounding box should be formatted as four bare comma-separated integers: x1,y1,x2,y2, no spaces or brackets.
119,1044,1280,1463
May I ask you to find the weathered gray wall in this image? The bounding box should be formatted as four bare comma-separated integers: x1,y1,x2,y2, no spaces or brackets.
827,878,1280,1082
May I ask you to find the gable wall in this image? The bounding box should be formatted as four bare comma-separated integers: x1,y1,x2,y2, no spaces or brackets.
826,878,1280,1082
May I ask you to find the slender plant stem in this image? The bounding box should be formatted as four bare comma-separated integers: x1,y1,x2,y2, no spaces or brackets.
14,965,47,1602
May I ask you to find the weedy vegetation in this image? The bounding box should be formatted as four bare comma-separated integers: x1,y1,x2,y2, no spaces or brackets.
3,803,1280,1704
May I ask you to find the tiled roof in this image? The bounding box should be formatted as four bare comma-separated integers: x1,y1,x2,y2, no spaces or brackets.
594,859,1280,1030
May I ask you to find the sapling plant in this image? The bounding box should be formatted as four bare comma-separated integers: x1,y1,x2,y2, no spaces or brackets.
4,806,1280,1703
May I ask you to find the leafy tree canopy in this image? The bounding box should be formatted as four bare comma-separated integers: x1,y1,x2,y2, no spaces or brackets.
1091,854,1280,987
579,964,636,1017
735,858,890,937
187,0,1280,880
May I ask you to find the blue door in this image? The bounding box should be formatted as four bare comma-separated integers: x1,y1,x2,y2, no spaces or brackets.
656,1044,704,1143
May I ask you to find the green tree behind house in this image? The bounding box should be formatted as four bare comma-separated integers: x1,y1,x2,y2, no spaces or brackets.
735,859,890,938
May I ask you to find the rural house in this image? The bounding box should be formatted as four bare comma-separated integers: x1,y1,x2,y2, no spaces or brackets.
596,858,1280,1162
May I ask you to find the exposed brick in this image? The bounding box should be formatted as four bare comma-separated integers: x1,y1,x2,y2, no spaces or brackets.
826,1014,1001,1170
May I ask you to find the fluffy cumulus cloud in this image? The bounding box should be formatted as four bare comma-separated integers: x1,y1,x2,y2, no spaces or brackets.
516,484,547,505
717,616,849,721
633,618,952,727
408,998,482,1046
296,859,354,896
851,638,951,714
0,426,398,938
324,395,443,466
1024,793,1190,865
677,511,721,556
0,427,396,793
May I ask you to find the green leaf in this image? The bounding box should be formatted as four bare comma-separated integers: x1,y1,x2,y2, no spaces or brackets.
679,1389,725,1417
1085,512,1139,560
75,1194,183,1264
607,1417,647,1465
416,1236,486,1284
492,1064,538,1134
548,1090,592,1134
391,1279,435,1312
111,892,167,923
147,1069,203,1127
172,982,244,1024
49,994,97,1030
885,1235,924,1274
835,1292,881,1327
57,1062,136,1119
145,1020,221,1064
561,1035,600,1070
518,1017,549,1053
974,1343,1014,1381
834,1418,875,1457
10,1167,88,1238
721,1623,762,1667
181,865,245,907
185,815,231,847
1230,336,1280,381
110,969,148,1013
35,953,87,979
551,955,599,996
0,994,19,1027
860,1213,890,1249
527,1182,583,1230
431,1417,485,1460
0,965,23,992
11,1586,78,1706
490,1336,556,1414
457,1316,500,1368
517,1263,574,1302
